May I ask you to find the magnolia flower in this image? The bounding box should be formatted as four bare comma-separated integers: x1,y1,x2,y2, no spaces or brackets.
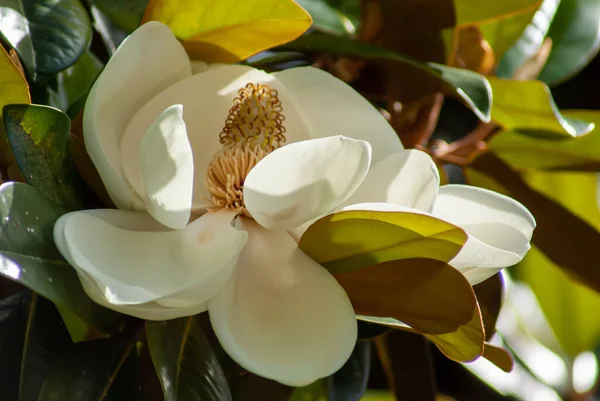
53,22,535,386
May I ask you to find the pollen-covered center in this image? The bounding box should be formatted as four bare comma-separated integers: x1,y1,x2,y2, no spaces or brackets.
205,83,286,215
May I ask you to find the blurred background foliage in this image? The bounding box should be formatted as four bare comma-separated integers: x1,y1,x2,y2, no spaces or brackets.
2,0,600,400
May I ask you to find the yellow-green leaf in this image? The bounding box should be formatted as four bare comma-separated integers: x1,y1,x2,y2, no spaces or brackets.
489,110,600,170
335,258,476,335
454,0,542,26
488,77,594,137
299,210,467,274
141,0,312,62
482,343,514,372
0,45,30,171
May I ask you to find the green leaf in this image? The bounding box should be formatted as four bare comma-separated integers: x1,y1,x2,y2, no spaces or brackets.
45,51,104,115
488,110,600,171
295,0,355,35
487,77,594,136
0,291,73,401
146,316,232,401
454,0,542,26
0,182,122,332
496,0,559,78
473,274,504,341
37,338,142,401
0,0,92,79
298,210,467,274
3,104,95,210
289,379,325,401
470,153,600,295
538,0,600,85
282,32,493,122
88,0,147,32
142,0,312,63
328,341,370,401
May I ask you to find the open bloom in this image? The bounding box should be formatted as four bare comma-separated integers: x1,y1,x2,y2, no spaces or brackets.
53,22,535,386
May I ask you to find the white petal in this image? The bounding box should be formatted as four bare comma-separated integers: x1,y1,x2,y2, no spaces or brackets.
273,66,404,163
209,220,357,386
54,209,247,308
83,22,191,210
431,185,536,284
138,105,194,229
120,65,311,208
191,60,208,74
244,136,372,231
344,149,439,212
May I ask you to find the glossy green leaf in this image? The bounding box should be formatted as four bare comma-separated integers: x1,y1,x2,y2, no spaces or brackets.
142,0,312,62
3,104,95,210
296,0,355,35
538,0,600,85
37,338,141,401
337,258,478,335
0,291,73,401
45,51,104,115
487,77,594,136
489,110,600,171
328,341,371,401
0,0,92,79
299,210,467,274
88,0,147,32
496,0,559,78
0,182,122,332
325,0,360,27
282,32,493,122
146,316,232,401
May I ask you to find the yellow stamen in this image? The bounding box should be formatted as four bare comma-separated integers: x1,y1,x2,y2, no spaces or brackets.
205,83,286,214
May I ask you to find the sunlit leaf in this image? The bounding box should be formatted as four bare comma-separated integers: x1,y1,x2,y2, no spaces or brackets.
335,258,476,335
489,109,600,171
37,338,141,400
283,32,493,122
538,0,600,85
470,153,600,295
0,0,92,79
299,210,467,274
454,0,543,26
0,291,73,401
146,316,232,401
141,0,312,62
0,182,122,332
487,77,594,136
3,104,95,210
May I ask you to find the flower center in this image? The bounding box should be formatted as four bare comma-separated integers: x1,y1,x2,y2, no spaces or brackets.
205,83,286,215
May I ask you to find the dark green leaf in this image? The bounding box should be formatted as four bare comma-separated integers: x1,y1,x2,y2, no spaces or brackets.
538,0,600,85
281,32,492,122
45,51,104,114
473,274,504,341
88,0,147,32
37,338,142,401
496,0,559,78
0,290,73,401
0,0,92,79
328,341,371,401
0,182,122,332
3,104,96,210
146,316,232,401
296,0,355,35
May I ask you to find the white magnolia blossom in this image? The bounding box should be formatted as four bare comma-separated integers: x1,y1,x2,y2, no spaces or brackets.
53,22,535,386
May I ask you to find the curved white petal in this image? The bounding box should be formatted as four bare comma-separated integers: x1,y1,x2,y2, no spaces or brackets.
273,66,404,163
54,209,247,309
344,149,439,212
121,64,311,208
431,185,536,284
137,105,194,229
244,136,372,231
209,220,357,386
83,21,191,210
